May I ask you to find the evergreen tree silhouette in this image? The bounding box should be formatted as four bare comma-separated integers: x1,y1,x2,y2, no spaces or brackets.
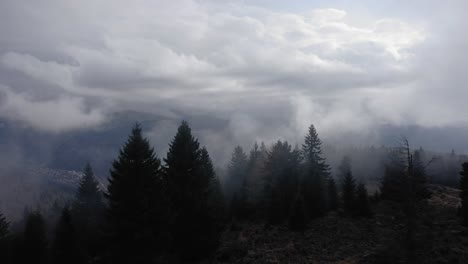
22,211,48,264
355,183,372,217
301,124,330,218
226,146,249,205
289,192,307,232
0,211,8,241
72,163,104,259
200,147,226,254
263,141,300,224
245,142,268,214
0,211,9,262
340,156,356,216
52,207,82,264
164,121,223,260
412,150,430,199
460,162,468,226
105,123,166,263
328,177,339,211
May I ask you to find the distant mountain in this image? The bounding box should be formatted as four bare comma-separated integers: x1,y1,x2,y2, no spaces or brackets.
0,110,170,178
0,166,88,220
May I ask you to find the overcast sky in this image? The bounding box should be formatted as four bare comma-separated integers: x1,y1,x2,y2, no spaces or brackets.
0,0,467,152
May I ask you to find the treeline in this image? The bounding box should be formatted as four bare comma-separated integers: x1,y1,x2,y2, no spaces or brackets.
224,125,374,230
0,122,224,263
321,144,467,187
1,121,468,263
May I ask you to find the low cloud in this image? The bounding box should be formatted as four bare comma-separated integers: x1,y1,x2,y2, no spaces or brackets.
0,0,465,148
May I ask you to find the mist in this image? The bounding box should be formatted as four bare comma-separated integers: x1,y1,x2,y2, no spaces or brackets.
1,1,468,263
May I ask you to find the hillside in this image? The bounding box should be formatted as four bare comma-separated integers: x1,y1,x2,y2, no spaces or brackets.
216,185,468,264
0,166,93,220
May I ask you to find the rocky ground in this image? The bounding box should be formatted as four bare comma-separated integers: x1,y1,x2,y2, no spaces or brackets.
215,185,468,264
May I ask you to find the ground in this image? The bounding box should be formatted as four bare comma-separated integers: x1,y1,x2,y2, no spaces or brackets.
215,185,468,263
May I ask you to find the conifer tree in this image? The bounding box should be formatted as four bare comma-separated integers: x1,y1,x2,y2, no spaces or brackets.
164,121,223,260
227,145,251,219
200,147,225,253
226,146,249,202
460,162,468,226
263,141,300,224
73,163,104,259
0,211,9,260
380,140,430,203
447,149,459,187
22,211,48,264
74,163,104,217
301,124,330,218
380,138,430,261
328,177,339,211
412,150,430,199
355,183,372,217
245,142,268,212
105,123,166,263
0,211,8,241
340,156,356,216
52,207,82,264
289,192,307,232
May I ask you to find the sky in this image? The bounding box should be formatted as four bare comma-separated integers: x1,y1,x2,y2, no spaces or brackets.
0,0,467,153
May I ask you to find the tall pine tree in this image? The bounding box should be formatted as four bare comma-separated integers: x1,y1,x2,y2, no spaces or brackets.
52,207,82,264
289,192,307,232
105,123,166,263
301,124,330,218
0,211,8,241
245,142,268,213
72,163,104,259
164,121,223,260
355,183,372,217
328,177,339,211
263,141,300,224
22,211,48,264
226,146,249,202
0,211,9,262
340,156,356,216
74,163,104,218
200,147,225,254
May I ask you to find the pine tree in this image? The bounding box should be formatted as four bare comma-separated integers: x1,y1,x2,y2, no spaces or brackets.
289,192,307,232
164,121,223,260
412,150,430,199
355,183,372,217
72,163,104,259
301,124,330,218
340,156,356,216
381,162,405,202
0,211,8,241
245,142,268,213
74,163,104,216
105,123,166,263
200,147,225,253
22,211,48,264
460,162,468,226
0,211,9,260
263,141,300,224
328,177,339,211
380,138,430,261
227,146,251,219
226,146,249,203
380,140,430,203
447,149,459,187
52,207,82,264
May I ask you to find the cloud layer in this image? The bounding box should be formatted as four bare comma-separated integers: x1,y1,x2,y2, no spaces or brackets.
0,0,466,147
